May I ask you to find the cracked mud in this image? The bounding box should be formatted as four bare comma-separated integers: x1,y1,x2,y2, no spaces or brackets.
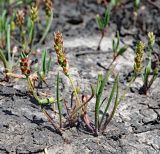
0,0,160,154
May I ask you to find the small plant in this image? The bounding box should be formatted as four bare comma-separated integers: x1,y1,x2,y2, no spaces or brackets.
54,31,83,114
20,52,55,105
94,71,119,135
96,5,111,50
109,32,127,68
138,32,158,95
97,32,127,71
52,32,136,136
0,22,19,81
133,33,158,95
0,0,54,81
35,49,52,86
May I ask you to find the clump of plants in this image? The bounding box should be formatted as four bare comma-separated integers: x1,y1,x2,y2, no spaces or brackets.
0,15,145,136
134,32,159,95
22,31,140,136
1,0,156,138
0,0,53,81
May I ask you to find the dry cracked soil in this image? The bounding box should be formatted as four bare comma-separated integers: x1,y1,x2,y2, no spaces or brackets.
0,0,160,154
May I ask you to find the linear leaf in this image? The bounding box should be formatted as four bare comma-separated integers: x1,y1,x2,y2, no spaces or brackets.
95,71,110,132
42,49,47,76
104,7,110,27
102,75,119,131
56,72,62,128
96,14,104,30
117,46,127,56
47,56,52,74
99,75,118,128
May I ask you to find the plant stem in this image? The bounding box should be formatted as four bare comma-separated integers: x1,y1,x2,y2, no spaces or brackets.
0,49,8,69
119,74,136,103
27,76,54,105
29,21,35,49
68,75,82,112
6,72,25,79
20,26,25,45
38,11,53,45
56,72,62,128
41,107,62,135
70,85,94,118
107,56,117,70
7,24,11,65
97,30,104,51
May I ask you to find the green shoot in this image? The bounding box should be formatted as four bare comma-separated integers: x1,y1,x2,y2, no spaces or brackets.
38,11,53,45
101,75,119,131
99,75,118,129
96,5,111,50
36,49,51,84
56,72,62,128
95,70,110,134
107,32,127,70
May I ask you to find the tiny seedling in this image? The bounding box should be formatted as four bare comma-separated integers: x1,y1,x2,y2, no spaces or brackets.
97,32,127,71
96,5,111,50
35,49,52,87
108,32,127,69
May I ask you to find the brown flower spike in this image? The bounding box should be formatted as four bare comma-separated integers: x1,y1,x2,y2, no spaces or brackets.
54,32,69,76
20,57,31,76
43,0,53,16
16,10,25,27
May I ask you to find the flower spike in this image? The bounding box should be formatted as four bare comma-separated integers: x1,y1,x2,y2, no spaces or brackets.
54,31,69,76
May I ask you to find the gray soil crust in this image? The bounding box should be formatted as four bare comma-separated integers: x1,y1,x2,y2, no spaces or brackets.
0,0,160,153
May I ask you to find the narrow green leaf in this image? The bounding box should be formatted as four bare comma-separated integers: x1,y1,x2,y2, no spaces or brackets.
0,49,8,69
102,75,119,131
7,24,11,64
148,64,158,89
99,71,110,97
95,71,110,132
42,49,47,76
115,32,120,51
46,56,51,74
103,7,110,27
96,14,104,30
99,75,118,128
143,60,151,87
56,72,62,128
39,11,53,45
96,74,102,95
117,46,127,56
112,39,116,53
